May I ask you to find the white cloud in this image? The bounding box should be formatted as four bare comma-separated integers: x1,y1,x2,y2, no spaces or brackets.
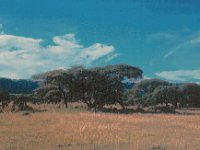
105,53,119,62
0,33,117,79
155,70,200,82
164,32,200,58
147,30,200,59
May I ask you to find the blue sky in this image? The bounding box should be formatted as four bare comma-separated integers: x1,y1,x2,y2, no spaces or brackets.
0,0,200,82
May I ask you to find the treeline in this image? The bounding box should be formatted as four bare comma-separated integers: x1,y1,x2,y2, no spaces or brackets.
32,64,142,110
125,79,200,109
1,64,200,113
32,64,200,110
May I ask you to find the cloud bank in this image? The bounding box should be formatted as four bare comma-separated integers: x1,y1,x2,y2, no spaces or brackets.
155,70,200,82
0,33,117,79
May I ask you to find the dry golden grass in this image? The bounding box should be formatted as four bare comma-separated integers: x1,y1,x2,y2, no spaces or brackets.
0,104,200,150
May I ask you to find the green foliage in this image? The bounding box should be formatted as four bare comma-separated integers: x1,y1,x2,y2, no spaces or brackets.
152,85,183,108
49,69,125,109
126,79,171,106
32,64,200,110
127,79,200,109
33,64,143,109
181,83,200,107
32,64,143,81
91,64,143,79
33,85,58,102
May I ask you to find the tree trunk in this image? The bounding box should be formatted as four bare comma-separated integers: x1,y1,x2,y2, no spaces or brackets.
64,101,68,108
165,101,169,108
174,101,178,109
63,93,68,108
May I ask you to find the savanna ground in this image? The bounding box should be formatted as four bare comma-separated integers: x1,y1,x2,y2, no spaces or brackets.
0,103,200,150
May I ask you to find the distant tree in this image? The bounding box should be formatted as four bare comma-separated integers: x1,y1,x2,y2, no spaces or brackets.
134,79,170,93
152,85,183,108
89,64,143,109
0,90,10,102
72,70,125,110
126,79,170,107
33,85,58,103
182,83,200,107
9,95,33,112
0,91,10,111
43,90,62,104
39,73,74,107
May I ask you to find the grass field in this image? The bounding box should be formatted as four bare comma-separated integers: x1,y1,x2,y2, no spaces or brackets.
0,104,200,150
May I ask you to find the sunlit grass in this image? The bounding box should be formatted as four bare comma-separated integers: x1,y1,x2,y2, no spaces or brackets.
0,103,200,150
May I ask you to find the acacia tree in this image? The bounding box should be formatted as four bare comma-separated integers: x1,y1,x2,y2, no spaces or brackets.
44,69,126,110
33,84,59,103
72,69,94,107
152,85,183,108
88,64,143,109
68,70,116,109
33,64,143,110
125,79,170,107
43,90,62,104
44,73,74,107
71,67,139,110
182,83,200,107
83,71,124,110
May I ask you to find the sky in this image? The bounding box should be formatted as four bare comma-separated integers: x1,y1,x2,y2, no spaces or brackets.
0,0,200,82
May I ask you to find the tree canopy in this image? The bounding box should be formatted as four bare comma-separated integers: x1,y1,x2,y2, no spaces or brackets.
33,64,143,109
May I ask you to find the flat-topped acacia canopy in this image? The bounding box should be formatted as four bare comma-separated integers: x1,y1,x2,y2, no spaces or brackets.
32,64,143,80
90,64,143,79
